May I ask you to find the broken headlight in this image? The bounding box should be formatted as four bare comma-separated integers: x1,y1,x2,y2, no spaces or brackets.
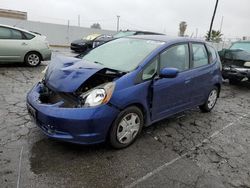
79,82,115,107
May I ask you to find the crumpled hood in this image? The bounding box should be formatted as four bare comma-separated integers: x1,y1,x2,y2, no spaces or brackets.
219,49,250,62
45,56,104,92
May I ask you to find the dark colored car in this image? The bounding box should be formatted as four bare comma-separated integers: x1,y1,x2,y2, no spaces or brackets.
27,35,222,149
112,30,164,38
71,30,164,53
219,41,250,84
71,34,112,53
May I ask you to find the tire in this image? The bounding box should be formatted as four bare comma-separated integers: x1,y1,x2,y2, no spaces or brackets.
229,78,241,85
109,106,144,149
25,52,41,67
199,87,218,113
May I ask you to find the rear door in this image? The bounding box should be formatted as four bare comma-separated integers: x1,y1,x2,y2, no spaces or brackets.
0,26,30,62
151,43,193,121
189,43,213,105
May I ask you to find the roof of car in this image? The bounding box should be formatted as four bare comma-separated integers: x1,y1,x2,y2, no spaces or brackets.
0,24,36,35
232,40,250,43
128,35,205,44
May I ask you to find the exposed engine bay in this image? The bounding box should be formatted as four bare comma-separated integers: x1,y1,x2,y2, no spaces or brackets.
39,68,125,108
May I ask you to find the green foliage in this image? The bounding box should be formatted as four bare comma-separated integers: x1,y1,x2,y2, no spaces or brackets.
206,30,223,42
90,23,101,29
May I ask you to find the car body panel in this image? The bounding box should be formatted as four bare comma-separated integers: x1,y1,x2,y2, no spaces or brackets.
27,83,120,144
45,56,104,92
0,24,51,63
27,36,222,145
219,41,250,81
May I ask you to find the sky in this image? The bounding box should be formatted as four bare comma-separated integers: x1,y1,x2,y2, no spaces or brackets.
1,0,250,39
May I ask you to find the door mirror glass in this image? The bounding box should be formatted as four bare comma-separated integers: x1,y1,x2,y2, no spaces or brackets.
159,68,179,78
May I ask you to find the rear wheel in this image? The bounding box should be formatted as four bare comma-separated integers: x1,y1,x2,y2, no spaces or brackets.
25,52,41,67
199,87,218,112
109,106,143,149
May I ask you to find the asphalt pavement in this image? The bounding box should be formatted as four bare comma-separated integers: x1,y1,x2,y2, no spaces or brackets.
0,48,250,188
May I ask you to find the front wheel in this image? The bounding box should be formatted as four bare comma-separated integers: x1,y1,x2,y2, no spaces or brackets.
109,106,143,149
199,87,218,112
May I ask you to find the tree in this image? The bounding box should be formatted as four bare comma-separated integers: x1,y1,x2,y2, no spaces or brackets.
179,21,187,37
90,23,101,29
205,30,223,42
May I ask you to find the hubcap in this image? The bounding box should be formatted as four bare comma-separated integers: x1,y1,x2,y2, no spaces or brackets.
207,89,217,109
117,113,140,144
28,54,40,66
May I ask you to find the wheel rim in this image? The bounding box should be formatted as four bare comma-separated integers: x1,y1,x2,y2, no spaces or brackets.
117,113,140,144
207,89,218,109
28,54,40,66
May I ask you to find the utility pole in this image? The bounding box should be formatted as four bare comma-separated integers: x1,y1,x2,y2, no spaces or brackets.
208,0,219,41
116,15,120,31
78,15,81,27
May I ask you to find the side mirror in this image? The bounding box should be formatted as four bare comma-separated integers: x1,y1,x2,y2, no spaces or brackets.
159,68,179,78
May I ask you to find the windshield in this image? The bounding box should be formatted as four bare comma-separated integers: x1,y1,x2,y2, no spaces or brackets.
83,34,101,41
82,38,165,72
113,31,136,38
230,42,250,53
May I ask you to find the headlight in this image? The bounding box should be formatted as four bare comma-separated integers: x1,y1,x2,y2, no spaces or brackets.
80,82,115,107
244,62,250,67
223,66,231,71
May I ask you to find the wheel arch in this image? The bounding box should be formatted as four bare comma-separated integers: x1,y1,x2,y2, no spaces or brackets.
24,51,43,62
120,102,150,127
214,83,221,97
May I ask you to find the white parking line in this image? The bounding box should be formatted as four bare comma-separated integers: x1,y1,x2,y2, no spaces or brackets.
16,146,23,188
126,114,248,188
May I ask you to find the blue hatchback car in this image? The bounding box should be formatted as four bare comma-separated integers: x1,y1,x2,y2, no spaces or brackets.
27,35,222,148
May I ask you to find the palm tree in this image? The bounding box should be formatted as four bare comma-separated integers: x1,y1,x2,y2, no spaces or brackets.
205,30,223,42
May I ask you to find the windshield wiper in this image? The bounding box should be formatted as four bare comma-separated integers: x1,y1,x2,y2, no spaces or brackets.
94,61,104,65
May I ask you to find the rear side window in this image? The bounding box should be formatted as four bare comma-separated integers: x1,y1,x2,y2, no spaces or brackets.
0,27,25,40
192,43,209,68
23,32,35,40
0,27,12,39
160,44,190,72
11,29,23,39
207,45,217,62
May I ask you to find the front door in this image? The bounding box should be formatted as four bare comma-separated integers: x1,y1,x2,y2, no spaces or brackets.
151,43,193,121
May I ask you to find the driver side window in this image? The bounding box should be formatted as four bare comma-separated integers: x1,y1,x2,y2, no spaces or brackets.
160,44,190,71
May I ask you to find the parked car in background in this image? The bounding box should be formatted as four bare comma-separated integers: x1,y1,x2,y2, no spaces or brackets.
70,33,112,53
219,41,250,84
112,30,164,38
0,24,51,66
27,36,222,149
71,30,164,54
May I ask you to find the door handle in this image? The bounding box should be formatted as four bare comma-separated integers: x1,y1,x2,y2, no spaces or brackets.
184,77,192,84
22,42,28,46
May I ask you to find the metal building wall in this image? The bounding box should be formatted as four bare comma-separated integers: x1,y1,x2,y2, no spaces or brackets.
0,17,116,46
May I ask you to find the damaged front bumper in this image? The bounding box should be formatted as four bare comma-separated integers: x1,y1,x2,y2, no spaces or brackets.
26,83,120,144
222,66,250,80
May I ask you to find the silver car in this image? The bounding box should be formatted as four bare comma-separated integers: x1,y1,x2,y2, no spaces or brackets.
0,24,51,66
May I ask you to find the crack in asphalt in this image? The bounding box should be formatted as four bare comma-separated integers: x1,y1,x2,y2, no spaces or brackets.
126,114,249,188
